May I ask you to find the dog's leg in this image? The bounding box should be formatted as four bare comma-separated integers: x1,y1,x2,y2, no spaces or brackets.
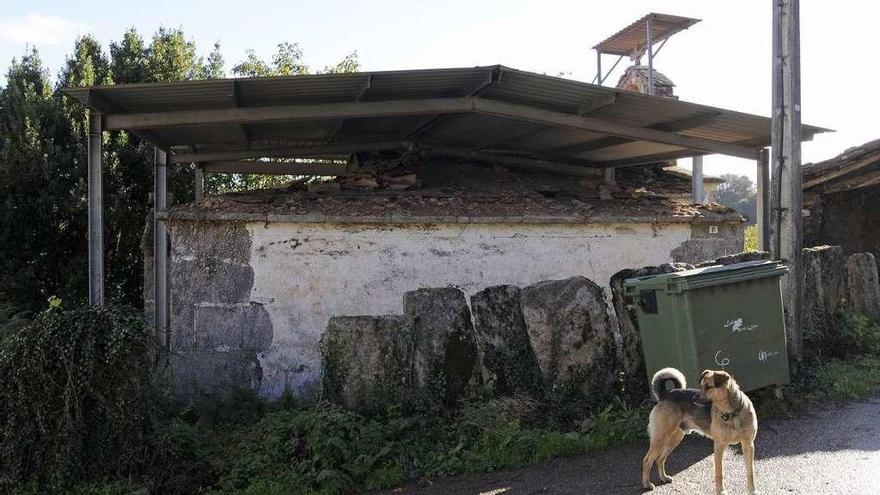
642,443,660,490
657,428,685,483
642,428,667,491
713,441,727,495
743,438,757,494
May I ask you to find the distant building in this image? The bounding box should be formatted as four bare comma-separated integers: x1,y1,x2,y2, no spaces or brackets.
803,138,880,258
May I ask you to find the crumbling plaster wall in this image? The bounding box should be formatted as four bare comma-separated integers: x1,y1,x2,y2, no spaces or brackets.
165,218,743,398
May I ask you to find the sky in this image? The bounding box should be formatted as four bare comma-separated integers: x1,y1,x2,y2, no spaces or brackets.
1,0,876,182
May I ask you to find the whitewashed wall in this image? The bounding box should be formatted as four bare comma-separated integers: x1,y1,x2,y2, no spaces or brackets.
245,221,695,396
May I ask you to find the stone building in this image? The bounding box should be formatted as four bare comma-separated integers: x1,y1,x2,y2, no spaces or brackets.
149,159,745,398
62,65,825,401
803,138,880,258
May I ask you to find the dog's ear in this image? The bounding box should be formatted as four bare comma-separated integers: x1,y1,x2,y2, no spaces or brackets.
713,371,731,388
700,370,711,380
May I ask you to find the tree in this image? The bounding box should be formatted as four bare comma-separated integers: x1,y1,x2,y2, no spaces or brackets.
320,51,359,74
0,49,88,310
0,29,363,314
716,174,757,225
201,42,225,79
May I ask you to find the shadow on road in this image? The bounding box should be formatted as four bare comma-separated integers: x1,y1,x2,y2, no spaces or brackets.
377,395,880,495
755,397,880,460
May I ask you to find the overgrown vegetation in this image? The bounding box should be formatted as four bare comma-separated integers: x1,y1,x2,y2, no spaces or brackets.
0,306,165,492
0,305,651,494
2,303,880,494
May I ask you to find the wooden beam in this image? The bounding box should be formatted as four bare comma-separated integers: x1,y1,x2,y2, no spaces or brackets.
202,160,348,175
104,97,476,130
170,141,409,163
803,154,880,189
819,163,880,194
823,171,880,195
426,144,602,177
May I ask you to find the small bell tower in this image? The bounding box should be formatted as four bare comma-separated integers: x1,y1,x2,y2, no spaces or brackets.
593,13,700,96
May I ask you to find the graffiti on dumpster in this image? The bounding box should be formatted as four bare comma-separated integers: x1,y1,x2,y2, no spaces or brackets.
714,350,731,369
724,317,758,333
757,349,780,363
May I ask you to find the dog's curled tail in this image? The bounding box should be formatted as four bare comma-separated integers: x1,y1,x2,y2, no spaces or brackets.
651,367,686,401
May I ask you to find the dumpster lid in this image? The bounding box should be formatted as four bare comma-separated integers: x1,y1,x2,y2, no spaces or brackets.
623,260,788,294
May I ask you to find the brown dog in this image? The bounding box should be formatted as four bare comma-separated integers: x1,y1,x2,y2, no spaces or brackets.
641,368,758,495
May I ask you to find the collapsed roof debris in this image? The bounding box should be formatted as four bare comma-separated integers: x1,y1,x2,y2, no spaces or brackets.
171,158,742,224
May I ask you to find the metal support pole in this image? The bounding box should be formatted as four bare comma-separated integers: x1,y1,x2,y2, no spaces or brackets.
194,164,204,202
771,0,803,362
757,148,770,251
691,155,704,204
646,16,655,95
87,110,104,306
153,148,169,349
604,167,615,184
596,51,602,86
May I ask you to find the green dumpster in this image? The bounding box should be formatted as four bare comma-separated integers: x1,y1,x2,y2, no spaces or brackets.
623,260,789,392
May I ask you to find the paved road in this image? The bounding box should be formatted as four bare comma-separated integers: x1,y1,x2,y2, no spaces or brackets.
379,395,880,495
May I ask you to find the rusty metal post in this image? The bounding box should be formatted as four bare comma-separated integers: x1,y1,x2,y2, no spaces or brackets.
757,148,770,251
154,148,169,349
647,16,655,95
88,110,104,305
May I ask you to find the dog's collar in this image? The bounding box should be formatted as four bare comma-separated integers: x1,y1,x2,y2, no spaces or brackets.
718,404,743,421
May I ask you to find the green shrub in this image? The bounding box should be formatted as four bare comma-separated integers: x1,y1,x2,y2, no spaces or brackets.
0,305,165,492
743,224,759,252
824,311,880,359
201,396,650,494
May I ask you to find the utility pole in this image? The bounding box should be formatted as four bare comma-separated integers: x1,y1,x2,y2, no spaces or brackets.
770,0,803,363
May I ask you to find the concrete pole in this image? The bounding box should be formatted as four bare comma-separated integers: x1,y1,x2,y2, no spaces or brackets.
194,164,205,202
153,148,169,349
757,148,771,251
87,110,104,306
771,0,803,362
691,156,704,204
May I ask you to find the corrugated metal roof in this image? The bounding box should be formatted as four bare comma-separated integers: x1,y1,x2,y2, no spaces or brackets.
593,13,701,57
61,65,829,169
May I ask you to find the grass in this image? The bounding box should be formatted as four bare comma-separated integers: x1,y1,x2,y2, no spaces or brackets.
164,396,652,495
744,224,759,252
806,355,880,402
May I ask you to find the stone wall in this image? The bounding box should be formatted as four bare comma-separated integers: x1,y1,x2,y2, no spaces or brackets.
805,185,880,258
155,216,743,400
166,221,274,399
321,278,618,413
